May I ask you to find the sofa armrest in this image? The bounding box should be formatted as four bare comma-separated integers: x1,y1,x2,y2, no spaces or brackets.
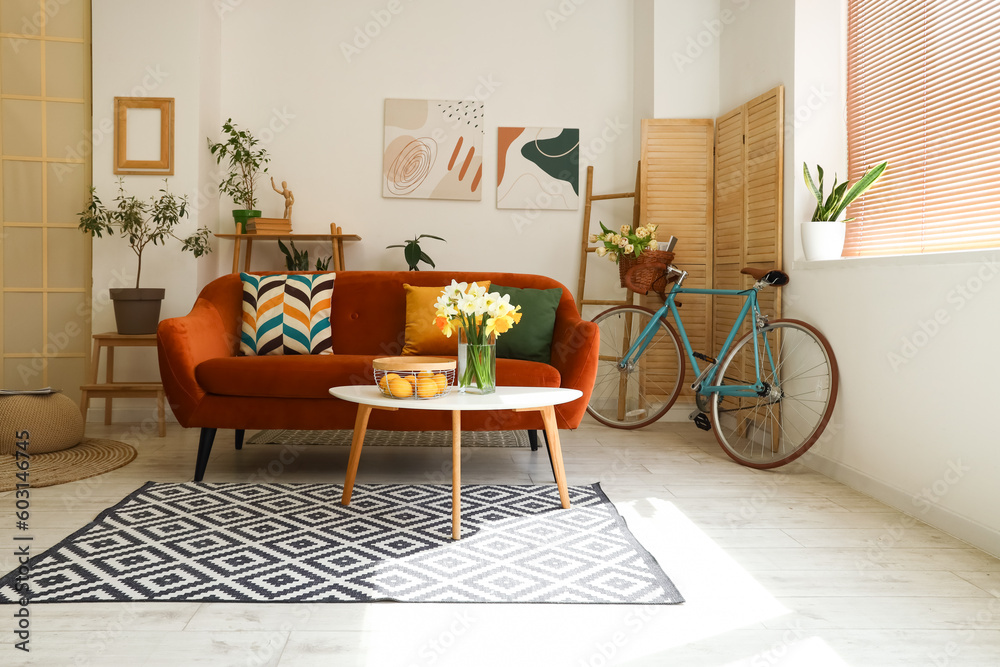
549,309,599,429
157,298,237,426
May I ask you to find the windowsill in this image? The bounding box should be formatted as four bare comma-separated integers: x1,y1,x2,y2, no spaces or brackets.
792,246,1000,271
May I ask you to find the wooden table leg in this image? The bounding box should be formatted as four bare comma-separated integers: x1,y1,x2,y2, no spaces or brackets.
540,405,571,508
244,239,253,272
104,345,114,425
341,404,374,505
232,235,242,274
452,409,461,540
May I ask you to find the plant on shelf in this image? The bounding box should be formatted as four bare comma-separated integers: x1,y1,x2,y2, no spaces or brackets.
433,280,523,394
278,240,330,271
801,160,888,260
207,118,270,233
386,234,446,271
78,178,212,334
591,221,659,263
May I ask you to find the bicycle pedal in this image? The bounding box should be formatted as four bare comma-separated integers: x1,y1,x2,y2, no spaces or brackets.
693,351,717,364
693,413,712,431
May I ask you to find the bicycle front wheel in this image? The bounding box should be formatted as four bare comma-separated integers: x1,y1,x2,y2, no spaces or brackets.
587,306,686,429
710,319,838,468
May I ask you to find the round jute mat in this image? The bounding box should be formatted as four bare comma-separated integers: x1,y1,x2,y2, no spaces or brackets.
0,439,137,491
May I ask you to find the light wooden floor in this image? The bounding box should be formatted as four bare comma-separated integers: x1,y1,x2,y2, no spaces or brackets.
2,416,1000,666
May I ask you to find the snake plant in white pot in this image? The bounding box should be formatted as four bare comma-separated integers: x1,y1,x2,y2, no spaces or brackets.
801,161,888,260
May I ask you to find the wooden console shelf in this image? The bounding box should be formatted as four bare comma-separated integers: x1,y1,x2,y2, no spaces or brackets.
215,223,361,273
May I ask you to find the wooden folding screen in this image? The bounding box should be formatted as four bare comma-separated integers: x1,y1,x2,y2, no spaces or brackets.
713,85,784,361
639,119,715,398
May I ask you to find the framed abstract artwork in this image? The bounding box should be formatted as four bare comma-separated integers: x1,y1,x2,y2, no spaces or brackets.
496,127,579,210
383,99,484,201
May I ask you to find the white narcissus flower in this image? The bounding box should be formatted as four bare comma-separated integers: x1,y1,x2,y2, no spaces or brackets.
434,294,458,317
458,292,477,316
444,280,467,300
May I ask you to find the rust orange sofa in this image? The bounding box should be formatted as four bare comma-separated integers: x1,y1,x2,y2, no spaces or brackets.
157,271,599,480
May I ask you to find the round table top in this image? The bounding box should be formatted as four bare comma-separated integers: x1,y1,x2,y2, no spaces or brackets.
329,385,583,411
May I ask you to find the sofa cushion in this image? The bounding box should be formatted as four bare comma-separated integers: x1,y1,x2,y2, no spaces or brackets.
196,355,560,399
240,273,335,356
401,281,489,356
492,284,562,363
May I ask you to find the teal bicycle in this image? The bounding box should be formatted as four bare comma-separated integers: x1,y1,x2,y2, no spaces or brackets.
586,237,839,469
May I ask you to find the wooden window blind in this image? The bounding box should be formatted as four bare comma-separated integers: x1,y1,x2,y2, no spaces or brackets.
845,0,1000,256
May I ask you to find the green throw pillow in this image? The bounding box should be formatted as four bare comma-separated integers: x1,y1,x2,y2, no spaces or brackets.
492,284,562,363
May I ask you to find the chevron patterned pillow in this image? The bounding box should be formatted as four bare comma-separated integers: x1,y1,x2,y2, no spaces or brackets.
240,273,335,355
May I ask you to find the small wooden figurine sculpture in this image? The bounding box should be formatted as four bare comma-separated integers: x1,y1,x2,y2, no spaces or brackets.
271,177,294,220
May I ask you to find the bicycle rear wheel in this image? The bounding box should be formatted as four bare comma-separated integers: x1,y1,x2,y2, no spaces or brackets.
709,319,838,468
587,306,686,429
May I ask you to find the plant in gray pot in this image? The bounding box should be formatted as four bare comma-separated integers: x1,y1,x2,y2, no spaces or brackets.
207,118,270,233
78,179,212,335
801,161,888,260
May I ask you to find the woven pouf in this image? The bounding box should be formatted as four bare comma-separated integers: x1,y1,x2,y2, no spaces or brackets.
0,393,85,455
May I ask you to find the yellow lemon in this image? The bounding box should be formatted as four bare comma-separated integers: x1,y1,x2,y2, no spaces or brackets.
432,373,449,393
416,378,439,398
417,370,434,379
403,374,417,387
387,378,413,398
378,376,389,393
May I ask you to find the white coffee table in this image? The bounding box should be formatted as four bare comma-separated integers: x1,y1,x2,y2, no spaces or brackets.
328,385,583,539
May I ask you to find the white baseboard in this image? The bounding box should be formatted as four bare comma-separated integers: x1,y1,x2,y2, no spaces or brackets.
801,451,1000,559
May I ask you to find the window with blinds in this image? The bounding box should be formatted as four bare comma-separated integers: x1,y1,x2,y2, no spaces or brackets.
845,0,1000,256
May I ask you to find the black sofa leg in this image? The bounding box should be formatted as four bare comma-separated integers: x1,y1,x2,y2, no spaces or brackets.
194,428,217,482
235,429,245,451
527,429,538,451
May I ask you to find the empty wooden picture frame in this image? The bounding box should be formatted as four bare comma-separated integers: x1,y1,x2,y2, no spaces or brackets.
113,97,174,175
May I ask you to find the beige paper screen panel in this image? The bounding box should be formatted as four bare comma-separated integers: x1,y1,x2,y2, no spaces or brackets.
0,0,91,403
639,119,714,400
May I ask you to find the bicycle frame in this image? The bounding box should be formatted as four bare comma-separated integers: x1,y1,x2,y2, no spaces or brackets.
619,277,775,399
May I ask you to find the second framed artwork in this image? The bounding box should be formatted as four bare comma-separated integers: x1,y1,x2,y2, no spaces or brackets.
497,127,580,210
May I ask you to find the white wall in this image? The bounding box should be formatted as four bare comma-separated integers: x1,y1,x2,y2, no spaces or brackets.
651,0,720,119
211,0,636,289
91,0,221,422
718,0,1000,556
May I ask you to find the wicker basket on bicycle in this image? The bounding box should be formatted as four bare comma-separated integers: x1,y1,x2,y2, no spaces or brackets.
619,249,676,297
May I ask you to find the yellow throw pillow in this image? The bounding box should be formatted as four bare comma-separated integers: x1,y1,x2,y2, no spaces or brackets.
402,281,490,356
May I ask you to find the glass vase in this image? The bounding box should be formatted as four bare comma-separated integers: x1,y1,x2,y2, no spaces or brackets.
457,329,496,394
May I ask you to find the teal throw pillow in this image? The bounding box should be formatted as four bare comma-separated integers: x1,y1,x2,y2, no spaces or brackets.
492,284,562,363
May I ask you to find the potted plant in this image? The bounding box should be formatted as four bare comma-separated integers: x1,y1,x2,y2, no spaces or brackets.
802,161,888,260
207,118,270,233
278,240,331,271
386,234,446,270
78,179,212,335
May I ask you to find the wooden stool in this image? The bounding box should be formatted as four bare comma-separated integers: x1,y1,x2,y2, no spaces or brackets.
79,332,166,437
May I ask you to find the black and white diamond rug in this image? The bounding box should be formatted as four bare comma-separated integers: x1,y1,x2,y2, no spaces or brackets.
0,482,683,604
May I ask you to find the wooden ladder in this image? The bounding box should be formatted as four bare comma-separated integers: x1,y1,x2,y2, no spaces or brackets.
575,162,642,313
